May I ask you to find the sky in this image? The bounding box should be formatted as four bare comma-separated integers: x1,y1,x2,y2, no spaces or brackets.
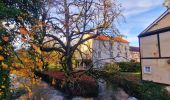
117,0,166,47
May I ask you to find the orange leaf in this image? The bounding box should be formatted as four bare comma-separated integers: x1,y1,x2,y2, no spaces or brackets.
0,55,4,61
2,36,9,42
19,27,28,35
1,62,8,69
32,25,41,29
31,44,41,54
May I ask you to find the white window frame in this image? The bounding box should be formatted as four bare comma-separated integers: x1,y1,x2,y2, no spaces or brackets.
144,66,152,74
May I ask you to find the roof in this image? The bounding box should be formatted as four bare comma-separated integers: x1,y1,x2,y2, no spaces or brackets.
95,35,129,43
130,46,139,52
138,8,170,37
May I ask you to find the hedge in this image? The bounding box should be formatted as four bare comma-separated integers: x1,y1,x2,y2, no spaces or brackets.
118,62,140,72
34,71,98,97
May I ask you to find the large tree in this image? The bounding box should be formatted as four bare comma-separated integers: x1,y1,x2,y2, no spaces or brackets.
39,0,121,76
0,0,122,96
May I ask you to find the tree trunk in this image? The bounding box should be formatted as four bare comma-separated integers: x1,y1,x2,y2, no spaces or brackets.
66,58,73,71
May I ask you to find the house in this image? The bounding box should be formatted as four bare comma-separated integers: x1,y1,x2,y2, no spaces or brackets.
77,34,130,69
129,46,140,62
138,8,170,84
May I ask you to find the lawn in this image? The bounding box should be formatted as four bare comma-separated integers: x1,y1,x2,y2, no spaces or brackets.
120,72,141,82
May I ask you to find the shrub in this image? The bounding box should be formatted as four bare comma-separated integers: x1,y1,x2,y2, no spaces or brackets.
35,71,98,97
120,80,170,100
0,68,11,99
47,65,63,71
103,63,120,74
97,71,170,100
118,62,140,72
107,73,170,100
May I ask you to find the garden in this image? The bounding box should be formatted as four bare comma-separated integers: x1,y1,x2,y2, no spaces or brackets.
1,0,170,100
99,62,170,100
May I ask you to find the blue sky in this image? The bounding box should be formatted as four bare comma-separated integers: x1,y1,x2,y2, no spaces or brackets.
117,0,166,46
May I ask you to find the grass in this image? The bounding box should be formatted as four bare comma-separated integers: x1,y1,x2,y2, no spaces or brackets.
121,72,141,79
47,65,63,71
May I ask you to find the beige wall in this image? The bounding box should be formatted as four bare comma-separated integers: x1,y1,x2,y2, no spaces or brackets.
160,31,170,57
130,51,140,62
140,35,159,58
148,14,170,32
140,11,170,84
142,59,170,84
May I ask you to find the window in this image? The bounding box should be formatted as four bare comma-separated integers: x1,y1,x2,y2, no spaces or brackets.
98,51,101,58
110,51,113,58
125,52,128,58
144,66,151,74
99,42,101,48
109,42,113,50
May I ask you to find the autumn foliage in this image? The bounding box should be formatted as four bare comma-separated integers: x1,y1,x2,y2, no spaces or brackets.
35,70,98,97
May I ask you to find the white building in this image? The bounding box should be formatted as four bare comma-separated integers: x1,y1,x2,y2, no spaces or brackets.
92,35,130,68
77,35,130,69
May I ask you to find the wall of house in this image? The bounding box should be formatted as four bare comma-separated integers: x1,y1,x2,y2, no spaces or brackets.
130,51,140,62
75,34,93,60
140,34,159,58
139,9,170,84
93,40,130,68
142,59,170,84
140,30,170,84
148,14,170,32
160,31,170,57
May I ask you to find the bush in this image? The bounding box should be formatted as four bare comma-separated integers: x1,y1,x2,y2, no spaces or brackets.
103,63,120,74
35,71,98,97
97,71,170,100
120,80,170,100
105,72,170,100
0,68,11,100
47,65,63,71
118,62,140,72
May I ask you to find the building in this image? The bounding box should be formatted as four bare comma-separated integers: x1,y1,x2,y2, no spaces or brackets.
77,34,130,69
138,8,170,84
129,46,140,62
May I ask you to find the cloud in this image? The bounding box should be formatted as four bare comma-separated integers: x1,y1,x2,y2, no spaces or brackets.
119,0,164,17
127,36,138,43
117,0,166,46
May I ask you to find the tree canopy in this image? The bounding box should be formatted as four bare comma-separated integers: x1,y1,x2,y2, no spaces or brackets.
0,0,122,99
